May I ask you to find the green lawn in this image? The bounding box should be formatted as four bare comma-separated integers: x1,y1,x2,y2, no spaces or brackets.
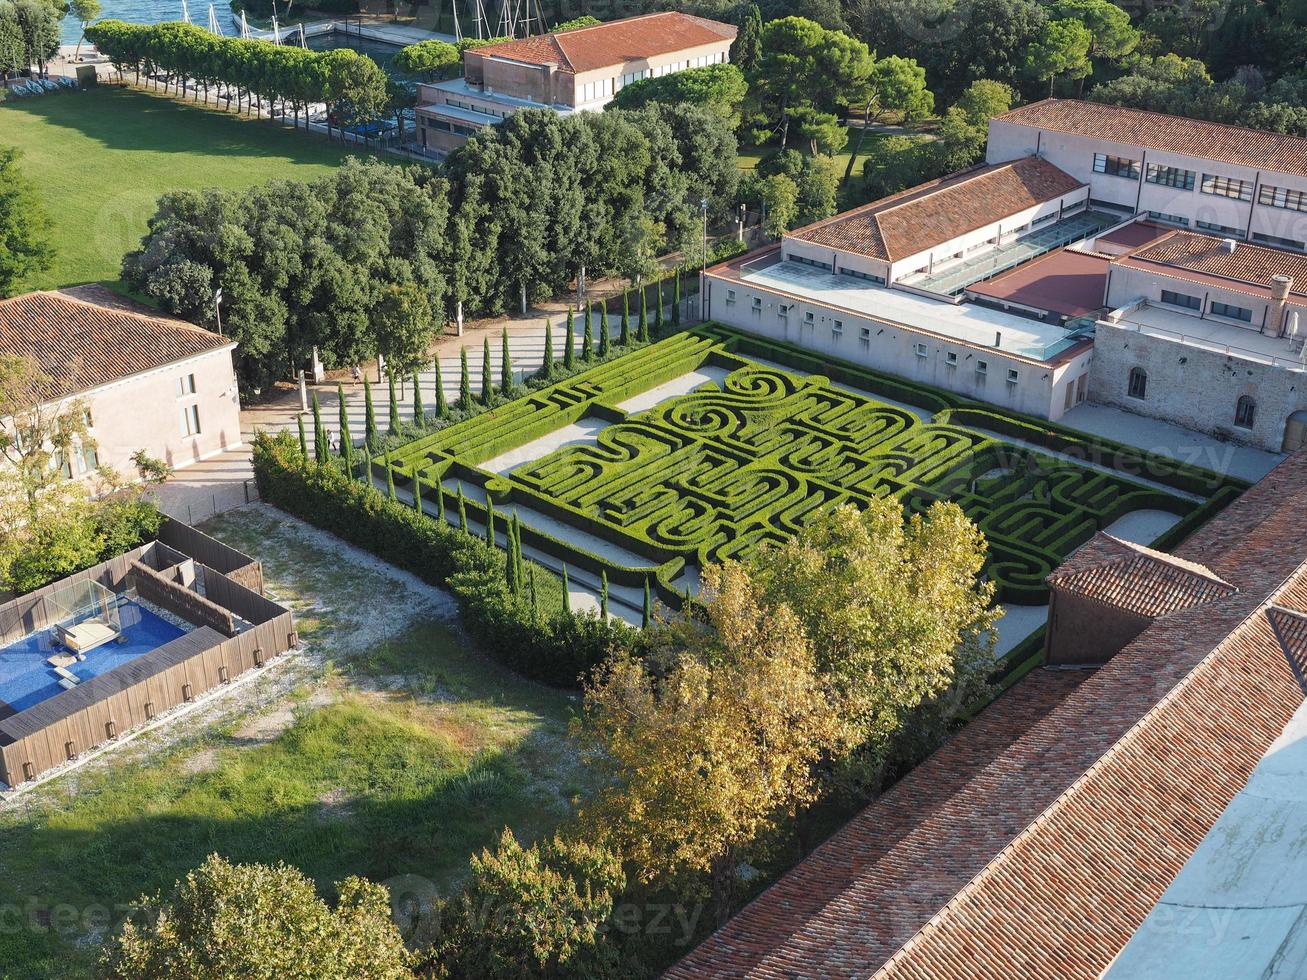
0,507,582,979
1,85,369,291
737,125,889,184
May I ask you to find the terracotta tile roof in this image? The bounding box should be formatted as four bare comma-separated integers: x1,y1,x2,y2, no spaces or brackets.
787,156,1084,262
669,450,1307,980
1114,230,1307,297
1046,532,1237,618
0,290,228,402
995,98,1307,178
468,12,735,74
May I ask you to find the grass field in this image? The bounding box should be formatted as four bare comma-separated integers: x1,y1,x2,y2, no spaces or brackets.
737,125,891,185
1,86,369,291
0,507,582,979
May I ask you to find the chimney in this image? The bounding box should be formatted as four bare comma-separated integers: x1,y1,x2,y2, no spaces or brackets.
1268,274,1293,337
1223,238,1238,254
995,330,1002,348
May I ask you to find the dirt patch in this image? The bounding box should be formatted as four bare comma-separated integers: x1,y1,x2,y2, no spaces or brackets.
233,688,334,745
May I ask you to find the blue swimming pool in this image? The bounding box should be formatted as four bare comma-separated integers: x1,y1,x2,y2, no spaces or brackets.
0,601,185,714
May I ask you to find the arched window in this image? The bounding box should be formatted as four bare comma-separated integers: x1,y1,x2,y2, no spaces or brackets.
1235,396,1256,429
1128,367,1148,400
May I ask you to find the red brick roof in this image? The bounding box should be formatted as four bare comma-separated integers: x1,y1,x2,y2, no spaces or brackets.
1114,230,1307,298
996,98,1307,178
468,12,735,75
0,290,228,401
669,450,1307,980
965,247,1109,319
788,156,1084,262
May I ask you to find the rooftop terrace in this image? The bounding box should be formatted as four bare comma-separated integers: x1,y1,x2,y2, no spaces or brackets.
1103,301,1307,370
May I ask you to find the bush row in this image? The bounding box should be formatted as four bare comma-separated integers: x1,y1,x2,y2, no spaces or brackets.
253,432,636,687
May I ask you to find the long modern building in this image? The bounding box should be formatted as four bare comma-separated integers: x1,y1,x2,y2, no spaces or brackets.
415,12,736,155
705,99,1307,451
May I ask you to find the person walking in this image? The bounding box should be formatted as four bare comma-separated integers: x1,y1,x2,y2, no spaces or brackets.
351,364,362,386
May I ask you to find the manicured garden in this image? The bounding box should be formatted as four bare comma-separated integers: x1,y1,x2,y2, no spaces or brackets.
381,324,1241,610
0,86,367,290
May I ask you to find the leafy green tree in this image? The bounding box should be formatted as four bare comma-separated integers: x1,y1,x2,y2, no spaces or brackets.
954,78,1016,127
69,0,99,59
582,304,593,361
638,285,649,342
671,271,681,326
642,576,652,628
1051,0,1138,65
336,384,354,473
597,303,609,358
481,336,493,405
563,309,575,369
311,392,328,464
1023,18,1092,96
609,63,748,126
542,317,554,379
391,38,458,80
599,569,609,619
387,373,400,435
844,56,934,177
363,377,379,450
756,173,799,238
434,358,448,417
550,14,600,31
619,289,630,346
500,327,513,396
375,282,436,382
652,283,664,339
98,854,411,980
732,3,762,71
411,372,424,427
0,146,53,297
459,347,471,408
426,830,624,980
297,414,308,459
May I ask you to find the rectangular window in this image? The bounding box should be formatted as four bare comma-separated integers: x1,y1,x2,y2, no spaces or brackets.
1007,368,1020,383
778,304,790,319
177,373,196,396
180,404,201,437
837,266,885,284
792,255,833,272
1093,153,1140,180
859,326,871,348
1201,174,1253,201
976,360,988,375
1064,384,1074,411
1258,185,1307,213
1146,163,1196,190
803,310,815,325
1161,289,1201,310
1147,210,1190,226
751,296,762,311
945,351,958,366
831,319,843,337
1252,232,1307,252
726,288,736,304
914,342,928,358
1210,300,1253,322
1196,220,1244,236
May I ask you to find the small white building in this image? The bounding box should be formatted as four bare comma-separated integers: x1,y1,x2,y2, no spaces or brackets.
0,289,242,483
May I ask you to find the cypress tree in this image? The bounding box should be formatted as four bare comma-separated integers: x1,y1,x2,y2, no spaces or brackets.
413,474,424,513
505,529,518,593
387,373,400,435
598,302,609,358
561,564,571,615
582,303,593,361
363,377,379,449
672,268,682,326
436,481,446,522
600,570,609,619
296,414,308,459
620,289,630,346
457,484,469,533
384,452,397,501
412,373,424,427
513,513,525,585
501,328,514,396
434,358,449,417
311,393,327,464
542,317,554,379
482,336,493,405
338,385,354,474
485,495,496,545
564,308,575,370
642,576,652,628
459,347,471,408
653,281,664,338
529,564,538,612
638,284,649,342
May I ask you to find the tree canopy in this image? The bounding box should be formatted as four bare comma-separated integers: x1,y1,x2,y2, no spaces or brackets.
608,63,748,126
0,145,53,298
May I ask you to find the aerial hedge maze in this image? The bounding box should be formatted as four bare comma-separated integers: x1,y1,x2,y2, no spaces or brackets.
382,325,1243,607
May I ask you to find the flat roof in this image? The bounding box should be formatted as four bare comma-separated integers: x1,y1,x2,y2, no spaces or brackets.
967,248,1110,318
1103,302,1307,368
717,251,1083,362
1096,220,1172,249
1106,691,1307,979
424,76,574,113
421,102,501,126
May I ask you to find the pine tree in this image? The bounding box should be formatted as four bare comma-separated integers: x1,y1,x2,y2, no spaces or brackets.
638,284,649,342
387,373,400,435
384,452,397,501
598,302,609,358
457,484,469,533
434,358,449,417
482,336,493,406
501,328,514,396
413,474,424,513
642,576,652,628
296,414,308,459
620,289,631,346
311,393,327,464
582,303,593,361
542,317,554,380
672,268,682,326
653,281,664,338
600,570,609,619
459,347,471,408
561,564,571,615
338,384,354,475
485,495,496,545
564,308,575,370
412,373,424,428
363,377,379,449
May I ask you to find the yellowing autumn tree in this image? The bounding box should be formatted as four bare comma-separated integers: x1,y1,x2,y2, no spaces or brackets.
574,562,846,922
751,498,999,790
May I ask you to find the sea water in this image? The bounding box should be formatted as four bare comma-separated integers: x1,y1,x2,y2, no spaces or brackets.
61,0,232,44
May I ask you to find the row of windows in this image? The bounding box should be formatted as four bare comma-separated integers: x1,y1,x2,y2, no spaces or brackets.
1159,288,1253,322
443,96,507,119
1252,231,1307,252
1093,153,1139,179
1146,163,1195,190
616,52,725,91
1128,368,1257,428
1093,154,1285,210
1201,173,1253,201
1259,185,1307,213
429,118,480,137
577,76,614,104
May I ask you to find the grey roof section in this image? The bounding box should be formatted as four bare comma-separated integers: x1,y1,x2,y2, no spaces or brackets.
425,77,577,114
422,103,503,127
1105,694,1307,980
